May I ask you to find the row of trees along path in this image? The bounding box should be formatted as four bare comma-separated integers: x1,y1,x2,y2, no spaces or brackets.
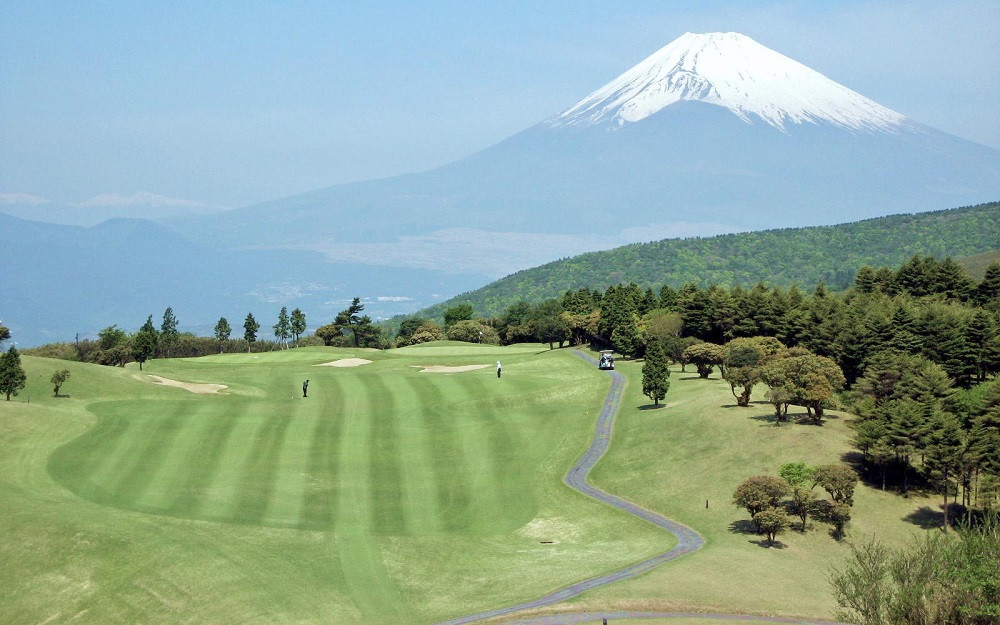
433,351,848,625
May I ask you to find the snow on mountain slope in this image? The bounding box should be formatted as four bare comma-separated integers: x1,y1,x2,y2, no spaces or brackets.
549,32,909,132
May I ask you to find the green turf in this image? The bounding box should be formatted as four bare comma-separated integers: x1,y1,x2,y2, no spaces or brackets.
0,345,668,624
572,360,940,619
0,345,940,624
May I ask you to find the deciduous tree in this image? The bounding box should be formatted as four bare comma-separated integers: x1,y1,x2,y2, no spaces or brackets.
51,369,70,397
682,342,724,378
732,475,791,518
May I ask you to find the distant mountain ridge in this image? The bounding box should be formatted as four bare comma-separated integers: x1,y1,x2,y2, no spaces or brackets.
420,202,1000,318
172,32,1000,281
5,32,1000,346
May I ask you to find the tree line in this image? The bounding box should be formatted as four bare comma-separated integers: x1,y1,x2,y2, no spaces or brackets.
25,306,315,366
422,201,1000,319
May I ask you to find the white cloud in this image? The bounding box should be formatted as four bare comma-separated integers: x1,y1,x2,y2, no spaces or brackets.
74,191,209,209
0,192,48,205
377,296,413,302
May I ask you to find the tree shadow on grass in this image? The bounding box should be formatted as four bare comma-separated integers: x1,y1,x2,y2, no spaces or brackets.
729,519,758,535
903,506,945,530
638,403,667,411
749,538,788,549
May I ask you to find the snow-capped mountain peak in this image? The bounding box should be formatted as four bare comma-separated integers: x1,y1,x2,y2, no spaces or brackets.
548,32,909,132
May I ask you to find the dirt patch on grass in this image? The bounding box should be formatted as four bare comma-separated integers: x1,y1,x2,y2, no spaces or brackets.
413,364,490,374
314,358,373,367
139,375,227,394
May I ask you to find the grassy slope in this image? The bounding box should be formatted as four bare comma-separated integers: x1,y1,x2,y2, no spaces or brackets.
0,346,667,625
1,345,941,623
958,248,1000,280
570,359,937,619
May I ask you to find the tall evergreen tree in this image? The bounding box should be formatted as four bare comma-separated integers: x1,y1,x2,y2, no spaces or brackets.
160,307,179,357
0,345,27,401
641,340,671,406
924,413,965,530
243,312,260,353
975,262,1000,306
887,303,922,354
214,317,231,353
273,306,291,348
290,308,307,345
131,315,159,370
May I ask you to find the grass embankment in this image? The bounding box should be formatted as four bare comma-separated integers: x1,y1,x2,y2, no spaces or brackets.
0,344,667,624
572,359,939,620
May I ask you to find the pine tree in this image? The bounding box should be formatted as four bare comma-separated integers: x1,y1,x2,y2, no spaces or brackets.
888,303,922,354
0,346,27,401
975,262,1000,306
290,308,307,346
273,306,291,348
641,340,671,406
965,310,997,382
160,307,179,357
924,414,965,529
243,313,260,353
214,317,231,353
131,315,159,370
855,265,878,293
931,257,975,300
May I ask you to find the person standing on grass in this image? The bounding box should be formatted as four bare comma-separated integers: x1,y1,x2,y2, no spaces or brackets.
496,361,502,378
302,379,309,398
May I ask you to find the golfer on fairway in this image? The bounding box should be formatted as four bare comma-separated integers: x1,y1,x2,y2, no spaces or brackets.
302,379,309,398
496,361,502,378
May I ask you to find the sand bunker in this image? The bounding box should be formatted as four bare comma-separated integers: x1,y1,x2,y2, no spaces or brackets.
141,375,227,394
314,358,373,367
414,364,490,374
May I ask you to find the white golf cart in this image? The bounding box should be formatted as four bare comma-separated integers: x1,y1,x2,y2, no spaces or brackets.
598,350,615,370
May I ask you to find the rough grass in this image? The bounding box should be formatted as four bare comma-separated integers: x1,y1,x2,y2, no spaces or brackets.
572,359,939,620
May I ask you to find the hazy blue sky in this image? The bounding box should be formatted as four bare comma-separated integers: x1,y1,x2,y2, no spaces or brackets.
2,1,997,210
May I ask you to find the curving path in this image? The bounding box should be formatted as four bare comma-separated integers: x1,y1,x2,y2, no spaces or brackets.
434,351,849,625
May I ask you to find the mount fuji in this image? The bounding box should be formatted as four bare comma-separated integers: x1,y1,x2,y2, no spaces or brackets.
178,32,999,277
5,32,1000,344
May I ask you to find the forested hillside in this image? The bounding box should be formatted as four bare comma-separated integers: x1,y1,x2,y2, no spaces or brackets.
427,202,999,317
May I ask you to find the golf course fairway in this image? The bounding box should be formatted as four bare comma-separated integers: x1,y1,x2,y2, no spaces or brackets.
1,343,938,623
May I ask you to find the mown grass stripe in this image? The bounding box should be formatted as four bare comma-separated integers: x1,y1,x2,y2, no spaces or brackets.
50,408,134,502
405,376,470,532
196,407,264,521
297,377,346,530
263,398,315,527
389,374,442,534
163,403,242,518
459,376,528,533
336,370,374,533
231,407,293,524
363,373,405,535
110,403,192,507
133,402,222,511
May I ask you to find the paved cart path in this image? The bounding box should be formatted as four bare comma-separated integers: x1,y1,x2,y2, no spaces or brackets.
434,351,849,625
